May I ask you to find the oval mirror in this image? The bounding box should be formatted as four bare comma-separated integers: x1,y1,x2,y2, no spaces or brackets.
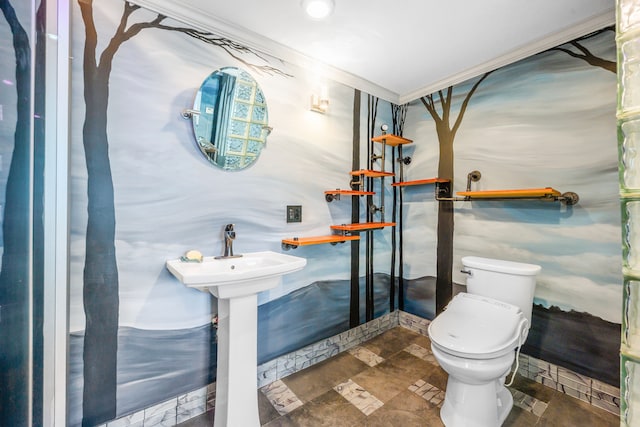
188,67,270,170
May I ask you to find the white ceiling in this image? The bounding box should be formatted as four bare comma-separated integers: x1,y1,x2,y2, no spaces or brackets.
129,0,615,104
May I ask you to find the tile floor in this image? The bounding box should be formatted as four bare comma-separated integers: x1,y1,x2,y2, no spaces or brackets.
178,327,619,427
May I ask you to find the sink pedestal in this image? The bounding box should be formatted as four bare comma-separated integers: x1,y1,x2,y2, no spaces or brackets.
165,251,306,427
214,293,260,427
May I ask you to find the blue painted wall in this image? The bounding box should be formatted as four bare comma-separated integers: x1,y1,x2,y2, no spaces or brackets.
403,28,620,384
56,0,623,424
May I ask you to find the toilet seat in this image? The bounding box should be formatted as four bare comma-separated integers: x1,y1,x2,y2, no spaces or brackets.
428,293,526,359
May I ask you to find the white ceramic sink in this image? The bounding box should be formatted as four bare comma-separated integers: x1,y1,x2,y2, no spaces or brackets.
166,250,306,299
166,250,306,427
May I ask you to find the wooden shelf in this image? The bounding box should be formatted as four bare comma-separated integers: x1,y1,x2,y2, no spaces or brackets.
392,178,449,187
371,134,413,146
330,222,396,232
350,169,395,178
456,187,562,199
281,235,360,249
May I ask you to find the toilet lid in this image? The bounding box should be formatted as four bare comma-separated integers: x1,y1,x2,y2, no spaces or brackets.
428,293,525,359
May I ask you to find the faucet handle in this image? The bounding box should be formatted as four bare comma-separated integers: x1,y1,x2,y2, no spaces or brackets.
224,224,236,240
215,223,241,259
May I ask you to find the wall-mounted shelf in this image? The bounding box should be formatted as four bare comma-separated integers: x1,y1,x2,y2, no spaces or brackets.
457,187,561,199
283,148,397,250
435,170,580,205
350,169,395,178
281,222,394,250
371,134,413,147
392,178,449,187
330,222,396,232
325,189,375,202
282,235,360,250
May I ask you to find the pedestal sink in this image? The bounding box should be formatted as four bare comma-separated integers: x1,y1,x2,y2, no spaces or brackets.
166,251,306,427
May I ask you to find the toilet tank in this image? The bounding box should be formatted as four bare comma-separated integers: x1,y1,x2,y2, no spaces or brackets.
461,256,541,325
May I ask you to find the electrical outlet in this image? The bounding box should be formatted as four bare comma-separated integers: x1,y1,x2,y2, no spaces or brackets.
287,205,302,223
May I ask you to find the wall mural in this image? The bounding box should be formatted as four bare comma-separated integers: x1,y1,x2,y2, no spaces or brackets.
419,71,495,313
67,0,620,425
72,1,297,425
403,28,620,385
69,1,383,425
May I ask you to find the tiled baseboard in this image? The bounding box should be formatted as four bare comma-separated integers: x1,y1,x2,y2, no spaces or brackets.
102,310,619,426
517,348,620,415
98,386,208,427
257,311,399,388
100,312,399,427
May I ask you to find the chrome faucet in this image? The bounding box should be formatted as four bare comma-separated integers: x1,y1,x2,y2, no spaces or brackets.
223,223,235,257
216,224,242,259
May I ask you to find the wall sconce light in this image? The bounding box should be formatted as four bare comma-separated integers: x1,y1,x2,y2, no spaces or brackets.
310,94,329,113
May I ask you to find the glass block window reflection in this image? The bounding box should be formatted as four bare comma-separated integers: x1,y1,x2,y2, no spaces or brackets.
253,106,267,122
247,140,261,154
226,71,269,168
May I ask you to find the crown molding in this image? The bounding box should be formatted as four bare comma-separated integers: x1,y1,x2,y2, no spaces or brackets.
129,1,613,105
398,9,614,104
128,0,400,103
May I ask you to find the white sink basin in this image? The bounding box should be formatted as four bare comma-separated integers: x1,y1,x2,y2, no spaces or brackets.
166,251,306,299
166,250,307,426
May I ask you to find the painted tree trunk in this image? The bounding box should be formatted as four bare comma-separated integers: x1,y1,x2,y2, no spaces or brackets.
436,129,454,314
80,28,120,427
350,89,361,327
422,75,493,314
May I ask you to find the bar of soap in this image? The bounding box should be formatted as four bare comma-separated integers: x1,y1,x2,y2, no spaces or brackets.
183,250,203,263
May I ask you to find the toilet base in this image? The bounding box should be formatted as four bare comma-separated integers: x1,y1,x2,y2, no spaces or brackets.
497,386,513,424
440,377,513,427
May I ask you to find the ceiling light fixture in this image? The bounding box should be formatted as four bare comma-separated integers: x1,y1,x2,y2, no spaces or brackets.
301,0,335,20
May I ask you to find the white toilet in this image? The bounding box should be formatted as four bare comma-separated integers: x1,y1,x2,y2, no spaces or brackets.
427,256,541,427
